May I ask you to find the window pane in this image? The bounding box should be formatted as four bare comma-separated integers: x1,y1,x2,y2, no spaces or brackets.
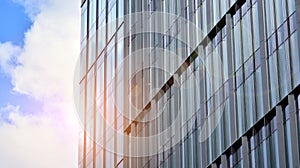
88,33,96,68
236,86,244,137
255,67,264,119
106,43,115,84
284,106,293,167
277,44,289,98
252,3,260,51
118,0,124,24
98,16,106,55
264,0,275,37
242,12,252,61
274,0,286,28
80,48,87,78
268,54,279,108
81,3,88,42
89,0,97,30
245,76,255,129
234,22,242,70
287,0,296,16
290,33,300,87
108,0,117,40
97,58,105,105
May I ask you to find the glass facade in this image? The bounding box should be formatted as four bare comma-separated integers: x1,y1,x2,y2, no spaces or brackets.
79,0,300,167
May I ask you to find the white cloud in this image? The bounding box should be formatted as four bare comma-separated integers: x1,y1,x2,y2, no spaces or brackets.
0,105,78,168
0,42,22,74
0,0,81,167
12,0,81,100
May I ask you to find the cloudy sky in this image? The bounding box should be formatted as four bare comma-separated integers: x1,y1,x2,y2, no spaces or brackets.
0,0,81,167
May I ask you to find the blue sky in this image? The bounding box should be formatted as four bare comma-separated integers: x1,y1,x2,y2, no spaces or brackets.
0,0,42,116
0,0,31,45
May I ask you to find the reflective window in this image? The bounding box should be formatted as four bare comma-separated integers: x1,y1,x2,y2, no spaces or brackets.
96,147,104,168
236,86,245,137
229,146,243,167
255,67,264,119
89,0,97,30
268,55,279,108
98,13,106,55
96,57,105,106
98,0,106,15
118,0,124,24
234,19,242,71
283,105,293,167
106,41,115,84
274,0,287,28
252,2,260,51
277,42,289,98
88,33,96,68
287,0,296,16
107,0,117,40
245,76,255,129
297,95,300,148
80,48,87,78
264,0,276,37
81,2,88,43
290,32,300,87
242,11,252,61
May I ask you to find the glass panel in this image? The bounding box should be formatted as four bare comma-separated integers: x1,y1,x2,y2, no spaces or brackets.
220,0,226,16
242,12,252,61
81,3,88,43
118,0,124,19
98,12,106,55
245,75,254,129
274,0,286,28
234,21,242,70
98,0,106,14
106,42,115,84
202,1,207,35
264,0,275,37
89,0,97,30
224,99,231,147
284,106,293,167
222,38,229,81
236,86,244,137
255,67,264,119
268,54,279,108
287,0,296,16
87,70,95,118
81,48,87,78
117,36,124,67
213,0,219,25
277,42,290,99
290,32,300,87
88,33,96,68
96,146,104,168
97,58,105,104
107,0,117,40
252,3,260,51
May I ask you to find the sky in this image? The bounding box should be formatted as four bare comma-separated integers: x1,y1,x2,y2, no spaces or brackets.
0,0,81,167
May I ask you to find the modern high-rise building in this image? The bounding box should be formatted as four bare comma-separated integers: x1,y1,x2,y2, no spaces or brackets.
79,0,300,167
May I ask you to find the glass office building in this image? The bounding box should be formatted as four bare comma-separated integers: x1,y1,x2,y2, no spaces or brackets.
79,0,300,167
